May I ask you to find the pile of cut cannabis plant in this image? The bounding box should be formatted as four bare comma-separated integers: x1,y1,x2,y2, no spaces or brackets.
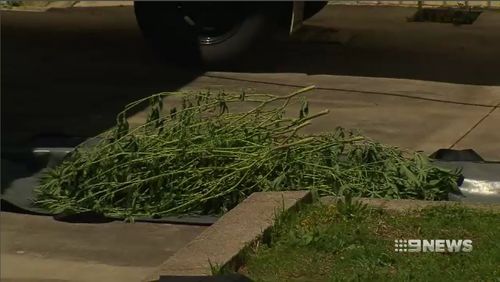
35,87,461,219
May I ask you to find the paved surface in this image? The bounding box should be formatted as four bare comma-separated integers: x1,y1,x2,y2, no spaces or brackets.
171,74,499,158
0,212,206,282
2,5,499,157
1,4,500,282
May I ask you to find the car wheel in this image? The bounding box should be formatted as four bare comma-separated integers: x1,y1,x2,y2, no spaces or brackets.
134,1,282,67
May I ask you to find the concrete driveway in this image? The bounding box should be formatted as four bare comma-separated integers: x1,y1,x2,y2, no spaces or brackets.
1,4,499,282
0,213,206,282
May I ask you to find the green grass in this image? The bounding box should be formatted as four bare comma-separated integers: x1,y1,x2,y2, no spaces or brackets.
241,201,500,282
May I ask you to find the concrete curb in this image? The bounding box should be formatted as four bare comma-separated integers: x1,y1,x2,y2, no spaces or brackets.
143,191,312,282
328,2,500,9
0,1,75,12
73,1,132,8
143,193,498,281
0,1,131,12
321,196,500,212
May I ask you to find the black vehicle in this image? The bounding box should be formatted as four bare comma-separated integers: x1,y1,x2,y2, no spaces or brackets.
134,1,327,66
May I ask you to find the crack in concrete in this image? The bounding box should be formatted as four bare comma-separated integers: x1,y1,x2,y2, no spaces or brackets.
449,102,500,149
203,74,496,108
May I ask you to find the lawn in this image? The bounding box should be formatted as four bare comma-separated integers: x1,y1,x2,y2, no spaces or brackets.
241,198,500,282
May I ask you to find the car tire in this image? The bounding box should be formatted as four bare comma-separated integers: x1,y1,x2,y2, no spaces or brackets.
304,1,328,20
134,2,282,67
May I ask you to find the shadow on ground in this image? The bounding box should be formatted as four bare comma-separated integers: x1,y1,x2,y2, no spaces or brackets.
2,5,499,190
1,7,202,148
1,7,202,190
3,6,499,146
232,6,500,86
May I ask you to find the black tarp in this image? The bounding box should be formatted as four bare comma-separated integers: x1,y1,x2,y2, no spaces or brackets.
2,144,499,224
1,139,217,225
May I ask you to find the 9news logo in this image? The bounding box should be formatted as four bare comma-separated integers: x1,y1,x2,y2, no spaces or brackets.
394,239,473,253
